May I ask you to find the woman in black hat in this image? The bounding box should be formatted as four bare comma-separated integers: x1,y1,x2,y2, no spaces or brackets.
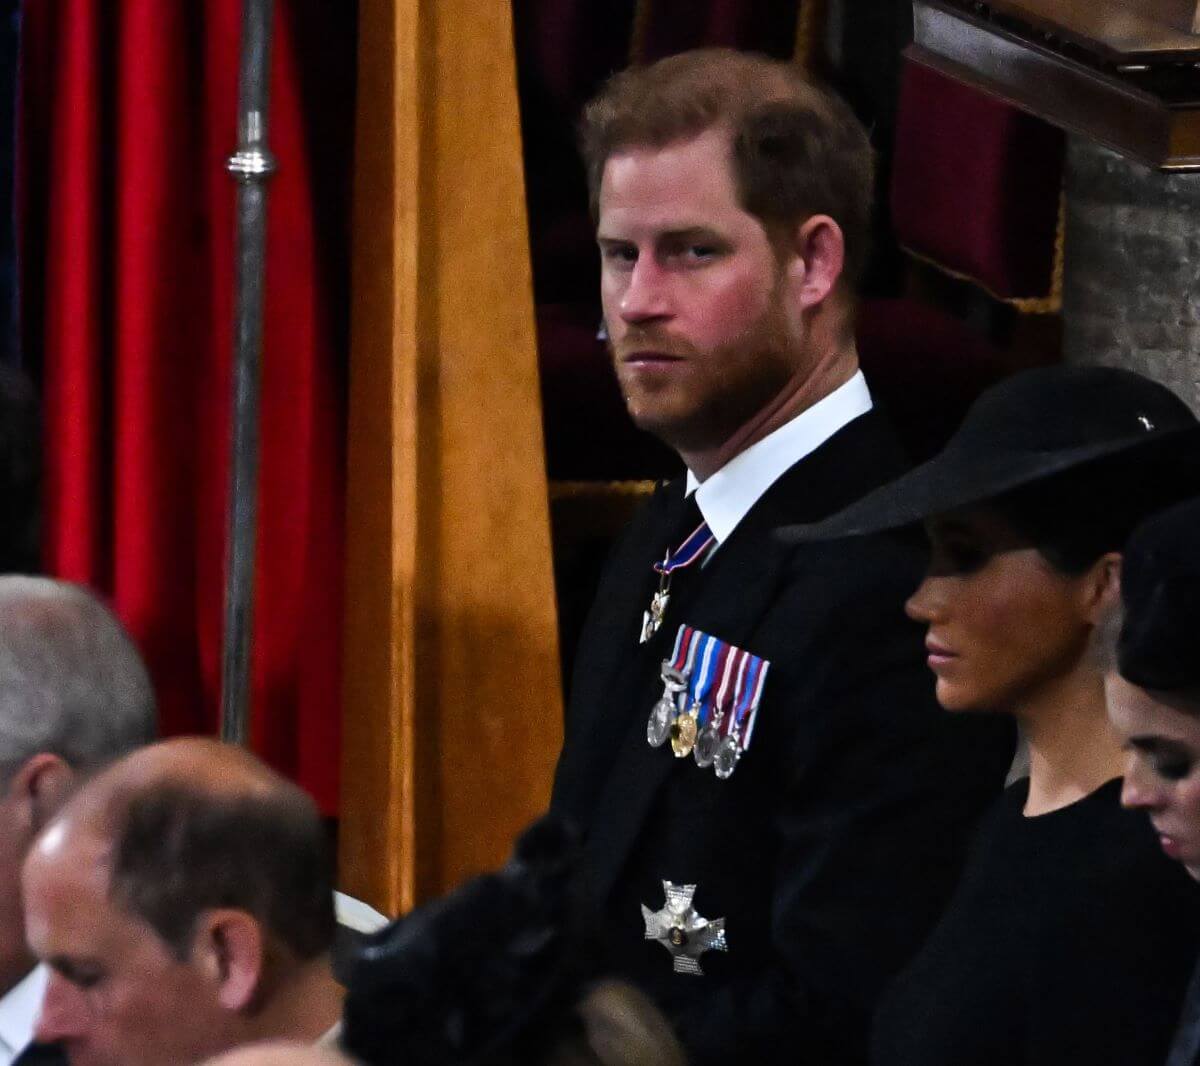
788,364,1200,1066
1105,495,1200,1066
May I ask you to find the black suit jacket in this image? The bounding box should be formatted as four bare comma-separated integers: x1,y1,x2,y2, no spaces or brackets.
552,410,1014,1066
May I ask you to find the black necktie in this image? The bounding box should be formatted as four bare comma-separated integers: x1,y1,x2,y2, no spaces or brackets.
11,1043,69,1066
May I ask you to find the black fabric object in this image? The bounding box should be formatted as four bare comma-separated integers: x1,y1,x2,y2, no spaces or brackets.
551,409,1016,1066
1166,956,1200,1066
782,365,1200,542
331,923,367,987
10,1043,68,1066
1118,495,1200,693
871,778,1200,1066
341,815,588,1066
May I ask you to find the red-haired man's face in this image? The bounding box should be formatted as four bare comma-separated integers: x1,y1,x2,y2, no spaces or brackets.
597,128,799,457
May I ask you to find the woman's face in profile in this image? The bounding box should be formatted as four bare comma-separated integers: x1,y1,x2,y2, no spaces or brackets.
1107,672,1200,880
904,508,1096,715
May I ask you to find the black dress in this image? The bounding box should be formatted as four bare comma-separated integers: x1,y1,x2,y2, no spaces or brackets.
872,778,1200,1066
1166,959,1200,1066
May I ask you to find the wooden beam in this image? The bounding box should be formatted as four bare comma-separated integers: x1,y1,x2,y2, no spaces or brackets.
340,0,563,915
912,0,1200,170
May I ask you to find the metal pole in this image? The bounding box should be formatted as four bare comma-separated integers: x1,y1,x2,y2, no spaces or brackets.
221,0,277,744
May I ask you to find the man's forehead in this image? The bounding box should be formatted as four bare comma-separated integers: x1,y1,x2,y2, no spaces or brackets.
25,821,113,916
598,130,740,224
31,815,108,866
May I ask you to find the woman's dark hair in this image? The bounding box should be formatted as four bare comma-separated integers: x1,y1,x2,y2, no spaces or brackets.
992,452,1200,575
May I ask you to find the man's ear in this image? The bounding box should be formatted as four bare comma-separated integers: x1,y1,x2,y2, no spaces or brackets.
193,909,265,1012
784,214,845,314
5,753,75,834
1082,552,1123,625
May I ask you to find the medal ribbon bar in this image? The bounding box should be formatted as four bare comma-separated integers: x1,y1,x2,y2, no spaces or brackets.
653,521,716,576
696,641,735,727
688,634,722,712
728,655,769,750
667,625,689,670
652,624,772,776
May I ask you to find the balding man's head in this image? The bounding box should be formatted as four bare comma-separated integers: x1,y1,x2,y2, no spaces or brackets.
64,738,335,961
23,740,339,1066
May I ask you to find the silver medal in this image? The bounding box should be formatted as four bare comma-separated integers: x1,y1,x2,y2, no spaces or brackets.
693,719,722,767
642,880,728,975
647,665,688,749
646,697,675,747
713,734,741,780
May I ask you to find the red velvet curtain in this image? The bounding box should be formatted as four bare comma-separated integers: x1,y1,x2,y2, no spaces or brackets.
17,0,355,812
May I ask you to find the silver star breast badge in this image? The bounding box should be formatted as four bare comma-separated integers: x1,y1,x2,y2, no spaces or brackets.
641,880,727,975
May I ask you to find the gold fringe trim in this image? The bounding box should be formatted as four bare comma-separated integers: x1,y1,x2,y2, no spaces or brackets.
901,185,1065,316
550,479,657,501
628,0,653,65
1010,188,1066,317
793,0,826,75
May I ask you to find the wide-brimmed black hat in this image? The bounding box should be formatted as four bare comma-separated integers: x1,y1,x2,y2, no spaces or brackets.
1118,495,1200,693
782,365,1200,542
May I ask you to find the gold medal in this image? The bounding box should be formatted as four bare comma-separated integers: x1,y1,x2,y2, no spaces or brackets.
670,704,699,757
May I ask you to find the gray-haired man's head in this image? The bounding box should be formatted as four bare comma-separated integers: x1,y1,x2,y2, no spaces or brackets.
0,576,156,995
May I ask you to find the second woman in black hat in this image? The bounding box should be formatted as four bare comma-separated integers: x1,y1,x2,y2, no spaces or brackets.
789,364,1200,1066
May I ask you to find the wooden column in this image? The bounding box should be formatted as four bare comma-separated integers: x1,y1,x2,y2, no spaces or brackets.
341,0,563,915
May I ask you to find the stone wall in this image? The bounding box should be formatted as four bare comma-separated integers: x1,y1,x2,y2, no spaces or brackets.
1063,138,1200,412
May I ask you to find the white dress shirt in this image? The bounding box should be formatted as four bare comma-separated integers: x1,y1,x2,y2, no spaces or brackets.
686,370,873,545
0,965,47,1066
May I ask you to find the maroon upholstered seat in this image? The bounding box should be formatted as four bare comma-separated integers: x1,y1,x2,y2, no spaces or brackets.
857,298,1010,464
891,61,1065,303
513,0,637,306
635,0,801,62
854,61,1065,462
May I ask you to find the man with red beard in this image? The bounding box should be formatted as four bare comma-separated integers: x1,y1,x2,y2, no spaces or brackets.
549,49,1013,1065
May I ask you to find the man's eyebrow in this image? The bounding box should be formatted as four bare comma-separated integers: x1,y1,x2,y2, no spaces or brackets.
47,955,103,978
1128,736,1189,756
596,226,724,243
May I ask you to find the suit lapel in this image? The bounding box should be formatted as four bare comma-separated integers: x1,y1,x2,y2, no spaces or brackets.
552,484,688,819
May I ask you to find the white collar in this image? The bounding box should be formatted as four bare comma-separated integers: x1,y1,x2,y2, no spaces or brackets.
316,1020,343,1047
685,371,872,544
0,965,47,1064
